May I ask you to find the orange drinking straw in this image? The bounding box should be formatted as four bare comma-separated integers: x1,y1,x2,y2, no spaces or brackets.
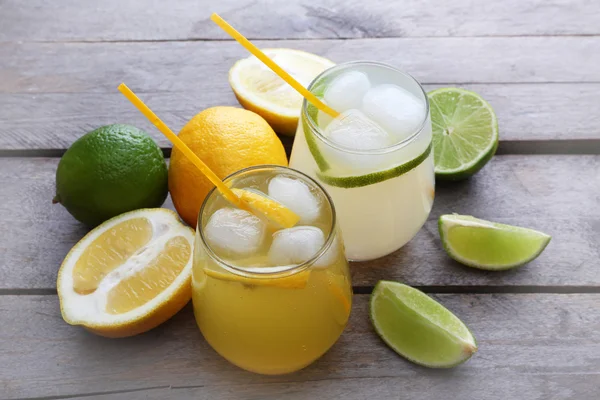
210,13,339,118
117,83,246,209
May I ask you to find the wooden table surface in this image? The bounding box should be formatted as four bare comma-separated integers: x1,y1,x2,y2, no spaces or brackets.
1,1,599,399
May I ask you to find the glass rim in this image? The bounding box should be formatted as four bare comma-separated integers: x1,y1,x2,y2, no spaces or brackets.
302,60,431,155
197,164,338,279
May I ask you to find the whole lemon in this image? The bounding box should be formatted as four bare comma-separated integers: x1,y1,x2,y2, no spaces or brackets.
169,107,287,227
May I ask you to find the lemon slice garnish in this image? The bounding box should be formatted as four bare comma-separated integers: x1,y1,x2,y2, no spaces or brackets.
232,188,300,228
204,268,310,289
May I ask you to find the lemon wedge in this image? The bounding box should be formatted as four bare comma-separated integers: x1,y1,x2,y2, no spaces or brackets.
231,188,300,228
57,208,194,338
229,48,334,136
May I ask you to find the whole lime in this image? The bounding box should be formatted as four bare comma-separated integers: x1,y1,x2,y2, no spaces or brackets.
54,124,168,226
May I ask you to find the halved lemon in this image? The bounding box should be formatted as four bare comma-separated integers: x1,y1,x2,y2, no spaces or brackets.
229,48,334,136
57,208,194,338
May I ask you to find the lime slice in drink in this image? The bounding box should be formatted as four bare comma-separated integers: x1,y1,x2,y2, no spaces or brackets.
315,143,432,188
303,83,333,172
428,88,498,180
439,214,551,270
370,281,477,368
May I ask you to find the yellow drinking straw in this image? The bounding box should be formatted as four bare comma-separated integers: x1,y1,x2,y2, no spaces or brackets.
210,13,339,118
117,83,246,210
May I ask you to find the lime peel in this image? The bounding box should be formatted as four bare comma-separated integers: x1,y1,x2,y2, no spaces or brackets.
303,113,331,172
315,143,432,189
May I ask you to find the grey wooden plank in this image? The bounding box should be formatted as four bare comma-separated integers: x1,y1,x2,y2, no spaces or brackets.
1,294,598,399
0,0,598,42
1,83,599,151
1,155,598,290
61,375,600,400
2,37,600,96
2,37,600,150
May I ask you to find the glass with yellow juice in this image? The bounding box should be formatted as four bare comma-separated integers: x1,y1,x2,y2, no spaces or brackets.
192,165,352,375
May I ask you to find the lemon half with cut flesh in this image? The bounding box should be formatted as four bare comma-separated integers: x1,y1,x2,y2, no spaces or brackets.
57,208,194,338
229,48,334,135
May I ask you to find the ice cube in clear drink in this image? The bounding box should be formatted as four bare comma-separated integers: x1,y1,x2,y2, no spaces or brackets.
269,226,325,266
324,71,371,112
313,236,339,268
322,109,395,173
204,208,266,257
362,84,425,142
325,109,393,151
268,176,321,224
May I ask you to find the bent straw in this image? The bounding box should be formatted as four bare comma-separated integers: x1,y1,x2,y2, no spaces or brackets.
117,83,246,210
210,13,339,118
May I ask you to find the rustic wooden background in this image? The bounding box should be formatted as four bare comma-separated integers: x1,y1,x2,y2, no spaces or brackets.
1,1,599,399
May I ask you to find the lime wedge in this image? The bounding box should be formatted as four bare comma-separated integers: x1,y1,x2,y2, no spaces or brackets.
315,143,432,189
439,214,551,270
370,281,477,368
428,88,498,180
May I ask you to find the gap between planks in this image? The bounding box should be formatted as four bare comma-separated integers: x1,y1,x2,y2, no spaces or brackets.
2,139,600,158
3,33,600,45
3,286,600,296
5,386,175,400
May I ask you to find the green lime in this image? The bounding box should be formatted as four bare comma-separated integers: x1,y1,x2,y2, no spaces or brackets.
428,88,498,180
370,281,477,368
315,143,431,188
439,214,551,270
54,124,168,226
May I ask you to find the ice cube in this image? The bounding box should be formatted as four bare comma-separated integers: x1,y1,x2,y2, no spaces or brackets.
268,176,321,224
324,71,371,112
269,226,325,266
362,84,426,142
204,208,266,257
317,109,335,131
325,109,393,150
314,236,340,268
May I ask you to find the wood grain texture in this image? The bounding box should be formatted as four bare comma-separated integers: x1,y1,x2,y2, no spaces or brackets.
1,83,599,151
0,0,598,42
1,294,598,399
2,38,599,94
2,37,600,150
1,155,598,290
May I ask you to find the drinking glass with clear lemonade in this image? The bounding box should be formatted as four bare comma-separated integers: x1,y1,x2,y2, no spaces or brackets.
192,165,352,375
290,61,435,261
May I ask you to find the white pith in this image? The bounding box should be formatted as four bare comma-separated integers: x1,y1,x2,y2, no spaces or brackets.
58,209,194,326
